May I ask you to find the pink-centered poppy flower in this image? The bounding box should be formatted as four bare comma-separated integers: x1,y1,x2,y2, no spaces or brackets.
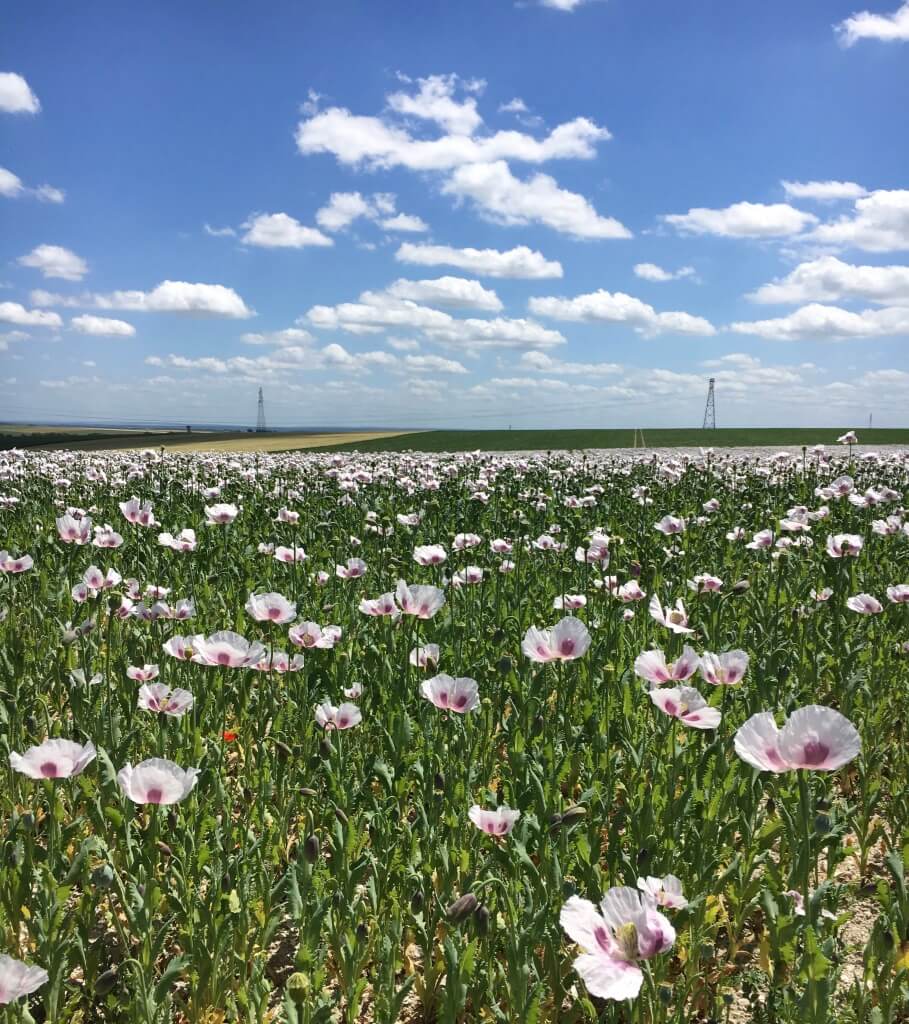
336,557,367,579
119,497,156,526
395,579,446,619
654,515,686,536
826,534,863,558
837,430,858,445
490,538,513,554
410,643,440,668
127,664,159,683
397,512,422,527
314,700,361,730
453,532,482,550
634,646,699,686
158,528,197,552
648,595,694,634
0,551,33,573
554,594,587,611
575,535,610,564
0,955,49,1005
274,545,307,563
413,544,447,566
699,649,749,685
637,874,688,910
117,758,199,804
617,580,646,603
420,674,479,713
688,574,723,593
344,681,363,699
649,687,721,729
468,804,521,836
452,565,484,587
275,507,299,524
734,705,860,773
887,584,909,604
846,593,883,615
746,529,774,550
92,525,123,549
560,889,675,1002
811,587,833,602
82,565,121,591
204,503,239,525
253,651,305,673
10,738,96,779
56,513,92,544
289,621,342,649
358,592,399,618
138,683,194,717
193,630,266,668
245,592,297,624
521,616,591,663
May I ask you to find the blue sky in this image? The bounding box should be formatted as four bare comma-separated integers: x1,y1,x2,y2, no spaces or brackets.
2,0,909,429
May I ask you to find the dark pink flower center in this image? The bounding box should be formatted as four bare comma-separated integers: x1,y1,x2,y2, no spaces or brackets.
801,740,829,766
145,787,164,804
40,761,60,778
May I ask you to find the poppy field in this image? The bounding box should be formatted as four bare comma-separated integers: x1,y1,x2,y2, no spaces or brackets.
0,439,907,1023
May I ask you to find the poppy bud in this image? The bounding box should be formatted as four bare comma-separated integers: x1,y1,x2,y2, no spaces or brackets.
491,628,507,644
433,772,446,791
301,787,317,798
274,740,292,760
356,923,368,942
287,971,310,1004
533,714,544,734
816,798,831,811
303,835,320,864
766,798,776,815
637,847,650,866
629,561,642,578
410,891,423,913
446,893,478,921
814,814,831,835
62,629,79,646
92,865,114,890
155,841,172,857
496,656,513,676
319,738,333,758
561,805,587,825
548,812,563,826
660,985,673,1005
95,968,118,996
475,903,490,935
732,579,750,594
334,807,349,826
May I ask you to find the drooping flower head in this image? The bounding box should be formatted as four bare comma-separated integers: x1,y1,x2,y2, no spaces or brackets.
10,738,96,780
734,705,860,773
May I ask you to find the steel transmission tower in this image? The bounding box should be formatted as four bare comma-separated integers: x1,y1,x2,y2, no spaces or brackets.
256,388,267,433
702,377,716,429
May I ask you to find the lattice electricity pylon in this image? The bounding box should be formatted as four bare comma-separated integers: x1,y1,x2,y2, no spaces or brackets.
702,378,716,430
256,388,267,433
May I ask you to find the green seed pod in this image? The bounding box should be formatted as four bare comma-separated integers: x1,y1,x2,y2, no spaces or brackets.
303,834,320,864
287,971,310,1004
95,968,118,996
446,892,479,921
814,813,831,835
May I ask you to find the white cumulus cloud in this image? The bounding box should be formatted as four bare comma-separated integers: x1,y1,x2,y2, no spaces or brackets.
664,201,817,238
781,180,868,201
528,289,716,336
730,303,909,340
241,212,333,248
0,72,41,114
0,301,62,328
32,281,254,318
396,242,562,278
380,213,428,232
835,2,909,45
748,255,909,306
385,276,503,311
811,189,909,252
633,263,695,282
71,315,136,337
18,245,88,281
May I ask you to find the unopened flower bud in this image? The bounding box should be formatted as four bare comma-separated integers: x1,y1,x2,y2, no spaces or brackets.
303,835,320,864
446,892,478,921
287,971,310,1004
95,968,118,996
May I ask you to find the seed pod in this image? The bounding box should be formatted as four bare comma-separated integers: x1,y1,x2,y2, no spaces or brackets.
533,714,545,734
659,985,673,1005
303,834,320,864
95,968,118,996
561,805,587,825
25,715,38,734
286,971,310,1004
475,903,490,935
92,865,114,890
766,798,776,815
446,892,479,921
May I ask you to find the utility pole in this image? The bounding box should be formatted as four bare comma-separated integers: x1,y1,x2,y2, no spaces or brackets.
702,378,716,430
256,388,267,433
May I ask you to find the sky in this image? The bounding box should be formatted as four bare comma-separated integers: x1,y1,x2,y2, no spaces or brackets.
2,0,909,431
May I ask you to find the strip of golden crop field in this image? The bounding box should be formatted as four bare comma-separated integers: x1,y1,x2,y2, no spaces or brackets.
138,431,416,453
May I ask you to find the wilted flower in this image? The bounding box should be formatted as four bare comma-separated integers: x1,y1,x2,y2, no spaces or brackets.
117,758,199,804
10,738,97,779
522,616,591,663
649,687,721,729
314,700,361,730
560,888,675,1001
734,705,860,773
0,955,49,1005
420,674,479,713
468,804,520,836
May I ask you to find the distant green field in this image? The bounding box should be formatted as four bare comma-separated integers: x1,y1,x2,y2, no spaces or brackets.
321,427,909,453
